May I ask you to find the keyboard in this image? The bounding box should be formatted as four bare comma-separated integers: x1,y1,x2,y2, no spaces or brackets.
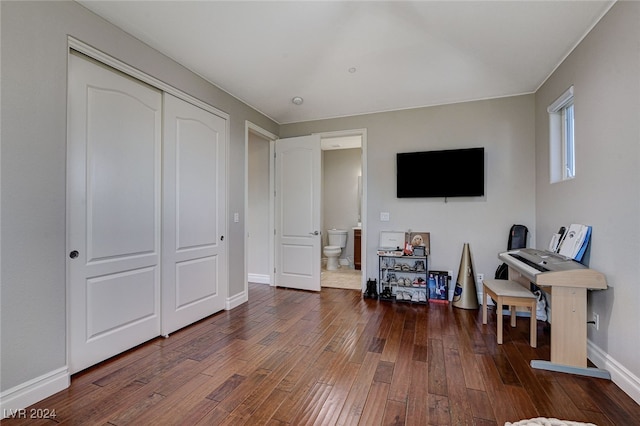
509,253,549,273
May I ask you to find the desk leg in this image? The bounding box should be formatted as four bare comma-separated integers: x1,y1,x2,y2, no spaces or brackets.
530,286,610,379
550,287,587,367
530,360,611,379
497,298,503,344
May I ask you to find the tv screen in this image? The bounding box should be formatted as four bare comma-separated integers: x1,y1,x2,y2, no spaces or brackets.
397,147,484,198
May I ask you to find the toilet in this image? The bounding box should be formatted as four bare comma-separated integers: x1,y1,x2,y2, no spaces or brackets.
323,229,348,270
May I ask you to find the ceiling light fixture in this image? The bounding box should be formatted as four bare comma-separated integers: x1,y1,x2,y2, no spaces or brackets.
348,67,357,73
291,96,304,105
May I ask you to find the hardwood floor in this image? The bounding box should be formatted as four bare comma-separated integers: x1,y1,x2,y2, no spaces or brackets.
6,284,640,425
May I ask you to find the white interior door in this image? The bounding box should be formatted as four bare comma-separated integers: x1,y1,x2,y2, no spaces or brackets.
275,135,321,291
68,53,162,373
161,93,227,336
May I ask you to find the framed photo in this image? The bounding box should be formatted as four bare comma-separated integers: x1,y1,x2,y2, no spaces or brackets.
408,232,430,256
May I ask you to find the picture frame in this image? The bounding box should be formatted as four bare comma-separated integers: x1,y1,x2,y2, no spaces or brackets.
408,232,430,256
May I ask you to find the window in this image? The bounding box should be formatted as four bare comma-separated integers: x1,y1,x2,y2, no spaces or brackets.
548,86,575,183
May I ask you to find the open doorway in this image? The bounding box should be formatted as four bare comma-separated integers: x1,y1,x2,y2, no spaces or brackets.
318,130,366,291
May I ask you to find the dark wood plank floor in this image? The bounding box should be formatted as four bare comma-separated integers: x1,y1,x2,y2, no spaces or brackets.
5,284,640,425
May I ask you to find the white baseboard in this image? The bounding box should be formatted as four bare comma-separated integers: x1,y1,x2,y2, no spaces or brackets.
588,340,640,405
0,367,69,418
226,289,248,310
248,273,271,285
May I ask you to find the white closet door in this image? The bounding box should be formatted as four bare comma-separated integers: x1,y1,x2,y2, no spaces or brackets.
67,53,162,374
161,93,227,336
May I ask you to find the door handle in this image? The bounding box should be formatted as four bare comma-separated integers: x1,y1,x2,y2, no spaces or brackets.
69,250,79,259
309,231,319,235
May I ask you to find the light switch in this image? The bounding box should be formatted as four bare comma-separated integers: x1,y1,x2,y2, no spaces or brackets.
380,212,390,221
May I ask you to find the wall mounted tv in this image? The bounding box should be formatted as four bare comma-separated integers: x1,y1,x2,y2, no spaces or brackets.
397,147,485,198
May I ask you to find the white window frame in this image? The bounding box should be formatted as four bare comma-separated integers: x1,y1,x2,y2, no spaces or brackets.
548,86,575,183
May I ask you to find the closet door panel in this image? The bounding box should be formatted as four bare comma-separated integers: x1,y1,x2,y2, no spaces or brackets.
68,53,162,374
87,88,157,260
175,119,219,249
162,93,227,336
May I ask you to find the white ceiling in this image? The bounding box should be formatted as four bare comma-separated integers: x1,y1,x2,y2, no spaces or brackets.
78,1,614,125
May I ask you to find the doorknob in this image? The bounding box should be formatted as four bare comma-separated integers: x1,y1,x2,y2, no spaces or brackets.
309,231,319,235
69,250,79,259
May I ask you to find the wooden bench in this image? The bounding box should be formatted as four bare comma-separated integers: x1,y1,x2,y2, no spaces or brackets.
482,279,537,347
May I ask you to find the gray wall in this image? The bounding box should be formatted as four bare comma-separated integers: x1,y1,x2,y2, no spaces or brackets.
322,148,362,262
281,95,536,290
535,1,640,391
1,0,277,392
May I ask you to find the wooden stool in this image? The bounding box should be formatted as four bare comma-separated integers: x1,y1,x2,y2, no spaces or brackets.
482,279,537,347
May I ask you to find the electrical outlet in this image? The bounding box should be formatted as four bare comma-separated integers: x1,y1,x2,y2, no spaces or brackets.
477,273,484,283
593,312,600,330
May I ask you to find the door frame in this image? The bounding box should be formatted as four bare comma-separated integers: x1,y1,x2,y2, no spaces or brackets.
244,121,278,293
243,126,368,292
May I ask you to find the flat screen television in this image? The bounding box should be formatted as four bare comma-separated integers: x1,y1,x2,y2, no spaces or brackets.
397,147,484,198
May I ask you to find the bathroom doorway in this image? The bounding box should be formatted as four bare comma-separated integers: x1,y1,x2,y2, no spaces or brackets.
319,130,366,291
244,125,366,294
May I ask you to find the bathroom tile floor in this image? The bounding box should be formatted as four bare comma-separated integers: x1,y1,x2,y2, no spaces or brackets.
321,265,362,290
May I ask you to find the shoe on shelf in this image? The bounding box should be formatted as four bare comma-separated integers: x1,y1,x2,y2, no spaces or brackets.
388,274,397,285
